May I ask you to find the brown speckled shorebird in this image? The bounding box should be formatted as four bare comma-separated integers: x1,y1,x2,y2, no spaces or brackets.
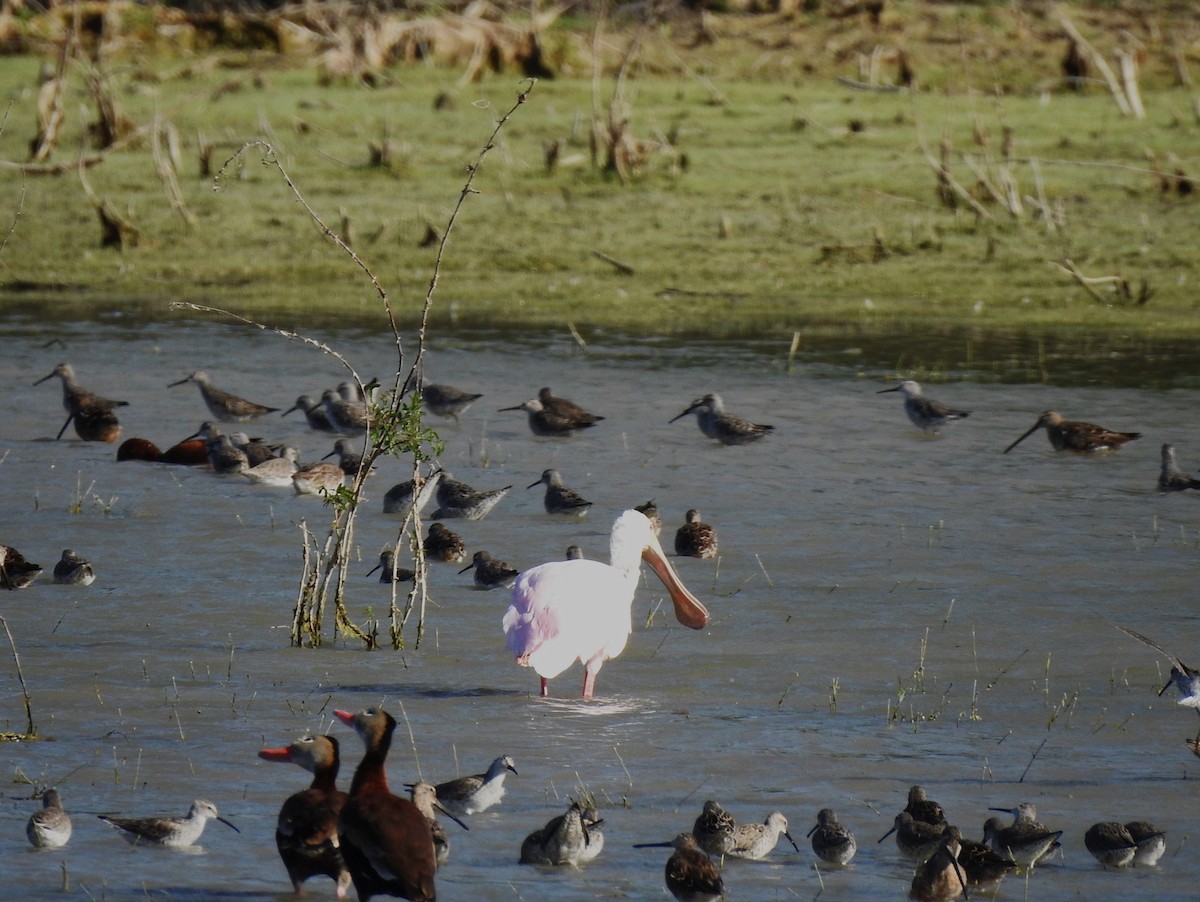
433,472,511,520
692,800,736,857
459,551,519,590
423,523,465,563
675,509,717,559
366,550,415,584
1004,410,1140,454
528,468,593,516
879,811,946,863
27,789,72,849
52,549,95,586
634,499,662,535
905,785,947,826
257,734,350,897
99,799,239,848
807,808,857,866
635,832,725,902
35,362,127,442
1084,822,1138,869
1,545,43,590
230,432,282,467
500,387,604,437
292,461,345,497
878,380,970,432
909,834,967,902
943,825,1015,891
724,811,799,861
519,801,604,866
670,393,773,446
420,382,482,424
320,389,369,436
170,371,278,422
1159,444,1200,491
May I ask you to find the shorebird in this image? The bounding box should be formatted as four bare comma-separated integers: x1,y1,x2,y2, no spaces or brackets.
292,461,346,497
367,550,415,584
459,551,519,590
244,448,300,486
502,509,711,699
807,808,856,865
528,468,593,516
27,789,72,849
230,432,282,467
635,832,725,902
324,438,370,476
432,472,511,520
500,387,604,436
35,362,127,441
321,389,369,436
0,545,43,590
1113,624,1200,738
518,801,604,865
423,523,465,563
99,799,239,848
52,549,95,586
1159,444,1200,491
1004,410,1140,454
1084,822,1138,869
258,734,351,897
334,708,437,902
670,393,773,445
185,422,250,475
983,804,1062,867
419,382,482,424
942,825,1015,891
408,780,468,867
382,471,442,517
675,509,718,559
725,811,800,861
1125,820,1166,866
170,371,278,422
905,785,947,826
634,499,662,535
879,811,946,863
428,756,517,818
692,800,736,857
878,380,970,432
909,834,966,902
565,545,584,560
282,394,337,432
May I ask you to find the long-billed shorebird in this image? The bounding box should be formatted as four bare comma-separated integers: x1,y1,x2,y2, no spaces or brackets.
878,380,970,433
500,387,604,436
1125,820,1166,866
230,432,281,467
636,832,725,902
419,382,482,424
382,470,442,517
670,393,773,445
320,389,369,436
367,550,415,584
1,545,43,590
185,422,248,474
459,551,519,589
99,799,239,848
1112,623,1200,739
983,804,1062,867
692,800,736,857
323,438,369,476
944,825,1015,891
1004,410,1140,454
909,834,967,902
430,755,518,817
807,808,857,865
282,394,337,433
408,780,468,867
244,447,300,486
423,523,465,563
905,785,947,826
528,468,593,516
27,789,72,849
879,811,946,863
52,549,95,585
519,801,604,865
724,811,799,861
433,472,511,520
170,371,278,422
1159,444,1200,491
675,509,718,559
35,362,127,442
1084,822,1138,869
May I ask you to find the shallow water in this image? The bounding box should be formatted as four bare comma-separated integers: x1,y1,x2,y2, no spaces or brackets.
1,316,1199,900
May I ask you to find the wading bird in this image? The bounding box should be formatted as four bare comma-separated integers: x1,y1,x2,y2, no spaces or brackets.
878,380,970,433
669,393,773,446
635,832,725,902
1159,444,1200,491
1004,410,1140,454
35,362,128,442
1113,623,1200,740
170,371,278,422
99,799,239,848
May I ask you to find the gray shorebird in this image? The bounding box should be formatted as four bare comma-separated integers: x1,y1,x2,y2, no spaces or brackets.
1004,410,1140,454
675,509,718,559
382,470,442,517
423,523,465,564
879,811,946,863
99,799,239,848
1159,444,1200,491
459,551,519,589
320,389,369,436
635,832,724,902
281,394,337,433
35,362,127,442
257,734,350,897
670,393,773,445
185,422,250,475
0,545,43,590
634,499,662,535
1125,820,1166,866
323,438,369,476
419,382,482,424
230,432,282,467
878,380,970,432
807,808,856,865
724,811,799,861
983,804,1062,867
1084,822,1138,869
27,789,72,849
909,834,967,902
433,472,511,520
692,799,736,857
244,447,300,486
408,781,469,867
500,387,604,436
1112,624,1200,739
52,549,95,585
367,550,415,583
905,785,947,826
528,468,593,516
431,755,518,817
170,371,278,422
943,825,1015,891
291,461,345,496
519,801,604,865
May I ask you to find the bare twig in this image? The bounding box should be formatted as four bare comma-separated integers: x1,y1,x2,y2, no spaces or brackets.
0,615,36,738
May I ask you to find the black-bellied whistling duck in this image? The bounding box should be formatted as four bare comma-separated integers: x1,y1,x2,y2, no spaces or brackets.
335,708,436,901
259,734,350,897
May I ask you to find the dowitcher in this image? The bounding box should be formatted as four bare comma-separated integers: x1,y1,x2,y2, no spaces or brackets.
320,389,369,436
1084,822,1138,869
27,789,71,849
983,804,1062,867
519,801,604,866
878,380,970,432
281,394,337,433
52,549,95,586
1159,443,1200,491
334,707,437,902
459,551,520,590
170,371,278,422
692,799,736,857
528,468,593,516
382,470,442,517
0,545,43,590
408,780,468,867
257,734,350,897
1112,624,1200,739
323,438,370,476
432,472,511,520
909,834,966,902
670,393,773,445
500,389,604,436
291,461,345,496
230,432,282,467
367,550,415,583
725,811,800,861
423,523,465,564
502,509,710,698
99,799,239,848
430,755,518,817
1004,410,1140,454
35,362,127,442
675,509,718,559
943,825,1015,890
419,382,482,424
634,499,662,535
807,808,857,865
1125,820,1166,866
905,785,947,826
635,832,725,902
879,811,946,863
244,447,300,486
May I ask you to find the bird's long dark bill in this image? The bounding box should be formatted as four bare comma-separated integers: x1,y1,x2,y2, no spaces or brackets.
217,815,241,833
877,824,898,842
434,801,470,832
365,563,382,577
643,548,709,629
1003,423,1041,454
1158,676,1174,697
633,841,675,848
876,386,901,394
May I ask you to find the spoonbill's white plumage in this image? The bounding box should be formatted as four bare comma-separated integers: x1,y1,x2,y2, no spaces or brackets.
502,509,710,699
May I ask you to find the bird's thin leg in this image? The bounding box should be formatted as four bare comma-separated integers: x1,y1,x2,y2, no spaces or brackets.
540,677,549,697
582,670,596,700
55,414,74,441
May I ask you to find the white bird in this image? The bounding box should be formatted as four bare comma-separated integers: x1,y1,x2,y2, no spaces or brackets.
502,509,711,699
